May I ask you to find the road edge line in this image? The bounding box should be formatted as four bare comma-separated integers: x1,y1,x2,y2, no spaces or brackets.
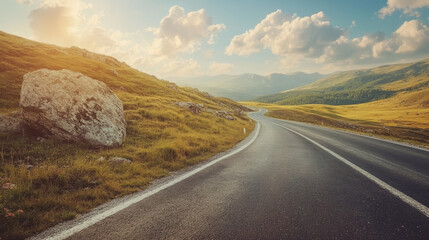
272,121,429,218
36,120,261,240
270,115,429,153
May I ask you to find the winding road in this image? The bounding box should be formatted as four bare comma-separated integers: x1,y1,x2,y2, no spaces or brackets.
35,109,429,240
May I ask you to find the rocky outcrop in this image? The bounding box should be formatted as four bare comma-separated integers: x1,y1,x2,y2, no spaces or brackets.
0,112,23,133
174,101,239,120
174,102,205,114
215,110,236,120
20,69,126,147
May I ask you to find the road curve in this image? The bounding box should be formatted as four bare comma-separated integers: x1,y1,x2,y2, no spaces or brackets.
43,109,429,239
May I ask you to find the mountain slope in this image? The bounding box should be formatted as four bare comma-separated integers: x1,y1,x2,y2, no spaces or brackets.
255,59,429,105
169,72,326,101
0,31,254,239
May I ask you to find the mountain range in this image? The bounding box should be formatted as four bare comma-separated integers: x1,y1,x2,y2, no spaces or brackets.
168,72,327,101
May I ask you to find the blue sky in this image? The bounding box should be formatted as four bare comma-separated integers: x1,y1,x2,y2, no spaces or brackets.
1,0,429,78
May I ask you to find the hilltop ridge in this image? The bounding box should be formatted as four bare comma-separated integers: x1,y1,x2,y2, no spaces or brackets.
254,59,429,106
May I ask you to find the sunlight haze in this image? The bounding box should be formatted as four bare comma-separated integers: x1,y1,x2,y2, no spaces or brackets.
1,0,429,78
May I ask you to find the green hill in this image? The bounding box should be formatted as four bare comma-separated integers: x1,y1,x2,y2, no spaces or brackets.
254,59,429,105
0,31,254,239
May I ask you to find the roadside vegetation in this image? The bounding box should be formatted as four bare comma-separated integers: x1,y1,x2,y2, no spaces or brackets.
0,31,254,239
245,89,429,147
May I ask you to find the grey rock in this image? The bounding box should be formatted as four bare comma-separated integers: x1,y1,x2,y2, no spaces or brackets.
216,110,236,120
20,69,126,147
174,102,204,114
108,157,132,164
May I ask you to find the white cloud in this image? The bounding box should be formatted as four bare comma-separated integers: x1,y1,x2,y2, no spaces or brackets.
21,1,216,78
378,0,429,19
209,62,234,75
373,20,429,57
148,5,225,57
319,20,429,65
16,0,34,5
225,10,343,58
227,9,429,72
28,0,130,57
29,5,77,46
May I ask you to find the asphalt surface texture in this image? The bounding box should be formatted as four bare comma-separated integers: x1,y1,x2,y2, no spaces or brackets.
41,109,429,240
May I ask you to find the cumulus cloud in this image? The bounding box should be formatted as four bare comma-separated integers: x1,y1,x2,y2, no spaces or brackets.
378,0,429,19
319,20,429,65
148,5,225,56
228,9,429,71
209,62,234,75
373,20,429,57
21,1,209,78
28,0,129,56
29,5,81,46
225,10,343,58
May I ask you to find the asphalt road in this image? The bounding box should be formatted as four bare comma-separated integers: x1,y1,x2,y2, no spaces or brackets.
43,109,429,240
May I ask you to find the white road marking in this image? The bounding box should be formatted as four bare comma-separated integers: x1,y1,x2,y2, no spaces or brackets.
272,121,429,218
272,117,429,153
41,121,261,240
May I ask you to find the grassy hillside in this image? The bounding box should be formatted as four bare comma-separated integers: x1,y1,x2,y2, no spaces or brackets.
255,59,429,105
245,88,429,147
0,31,254,239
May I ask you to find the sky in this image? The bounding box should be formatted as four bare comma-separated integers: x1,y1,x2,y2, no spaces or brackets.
1,0,429,78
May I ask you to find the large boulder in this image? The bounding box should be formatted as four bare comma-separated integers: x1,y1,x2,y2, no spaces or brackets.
20,69,126,147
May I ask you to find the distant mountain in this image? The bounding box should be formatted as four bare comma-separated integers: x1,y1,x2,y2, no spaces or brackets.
254,59,429,105
168,72,326,101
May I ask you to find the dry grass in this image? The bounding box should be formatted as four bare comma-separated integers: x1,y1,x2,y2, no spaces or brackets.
0,31,254,239
244,90,429,147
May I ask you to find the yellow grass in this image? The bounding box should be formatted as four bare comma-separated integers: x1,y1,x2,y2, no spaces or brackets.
243,89,429,147
0,31,255,239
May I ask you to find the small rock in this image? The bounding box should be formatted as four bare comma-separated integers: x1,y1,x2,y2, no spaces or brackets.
97,156,105,162
25,165,34,170
89,180,98,185
2,183,16,190
36,137,45,142
113,70,119,77
108,157,132,164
